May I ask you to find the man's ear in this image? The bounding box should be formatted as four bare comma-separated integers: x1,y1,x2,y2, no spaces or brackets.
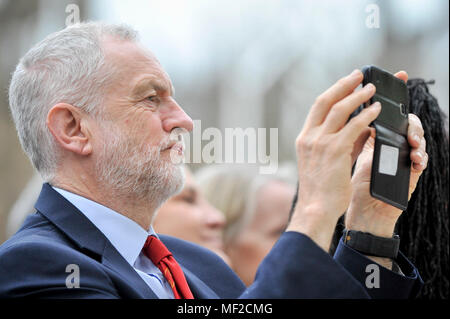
47,103,93,156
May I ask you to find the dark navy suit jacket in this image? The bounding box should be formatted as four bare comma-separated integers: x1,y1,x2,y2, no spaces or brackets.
0,184,422,298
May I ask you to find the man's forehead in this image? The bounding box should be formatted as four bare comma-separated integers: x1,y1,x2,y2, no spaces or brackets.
102,37,174,96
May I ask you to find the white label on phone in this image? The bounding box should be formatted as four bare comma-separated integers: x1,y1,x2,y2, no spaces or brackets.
379,144,399,176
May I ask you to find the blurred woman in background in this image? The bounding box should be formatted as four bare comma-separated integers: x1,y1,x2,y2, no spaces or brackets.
395,79,449,299
153,166,231,266
196,164,297,286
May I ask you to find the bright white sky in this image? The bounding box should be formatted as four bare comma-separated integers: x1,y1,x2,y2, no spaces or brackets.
89,1,366,70
89,0,447,72
87,0,448,115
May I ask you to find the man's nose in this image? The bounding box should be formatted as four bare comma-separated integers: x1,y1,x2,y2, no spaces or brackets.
204,202,226,230
162,99,193,133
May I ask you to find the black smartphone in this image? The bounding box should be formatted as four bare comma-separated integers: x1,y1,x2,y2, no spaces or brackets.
361,65,411,210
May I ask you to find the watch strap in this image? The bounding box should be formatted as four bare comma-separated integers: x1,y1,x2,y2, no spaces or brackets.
343,229,400,259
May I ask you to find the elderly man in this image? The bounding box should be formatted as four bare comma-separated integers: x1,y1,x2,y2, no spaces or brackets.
0,22,427,298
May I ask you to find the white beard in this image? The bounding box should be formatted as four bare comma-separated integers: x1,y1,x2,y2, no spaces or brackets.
95,124,185,208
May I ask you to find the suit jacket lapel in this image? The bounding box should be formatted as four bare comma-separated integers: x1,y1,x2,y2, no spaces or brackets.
179,265,219,299
102,241,157,299
35,183,106,256
159,235,220,299
35,183,157,299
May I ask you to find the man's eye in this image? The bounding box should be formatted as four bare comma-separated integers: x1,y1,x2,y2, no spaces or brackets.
146,95,160,103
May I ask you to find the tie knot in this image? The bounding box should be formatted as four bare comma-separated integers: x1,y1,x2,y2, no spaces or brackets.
143,236,172,265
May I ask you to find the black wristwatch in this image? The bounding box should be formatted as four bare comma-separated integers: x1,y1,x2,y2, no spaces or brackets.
343,229,400,259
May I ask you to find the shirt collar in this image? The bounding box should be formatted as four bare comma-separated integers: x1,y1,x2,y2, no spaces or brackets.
52,186,156,266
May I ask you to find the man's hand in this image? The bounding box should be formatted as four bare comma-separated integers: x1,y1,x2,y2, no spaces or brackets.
287,69,381,252
345,71,428,238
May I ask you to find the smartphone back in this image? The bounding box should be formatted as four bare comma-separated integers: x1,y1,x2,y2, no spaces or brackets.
362,65,411,210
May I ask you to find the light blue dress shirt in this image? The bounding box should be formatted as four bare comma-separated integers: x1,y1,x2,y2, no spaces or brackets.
53,186,175,299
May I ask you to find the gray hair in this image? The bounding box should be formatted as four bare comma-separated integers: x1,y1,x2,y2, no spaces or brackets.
8,22,138,181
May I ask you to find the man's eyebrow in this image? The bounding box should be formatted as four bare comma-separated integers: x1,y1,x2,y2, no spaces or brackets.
131,78,175,98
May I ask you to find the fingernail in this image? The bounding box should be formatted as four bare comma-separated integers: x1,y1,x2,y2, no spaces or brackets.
365,83,375,92
416,152,423,160
351,69,361,77
413,134,421,143
372,101,381,109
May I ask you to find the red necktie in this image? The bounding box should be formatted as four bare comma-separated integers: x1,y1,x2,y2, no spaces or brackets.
143,236,194,299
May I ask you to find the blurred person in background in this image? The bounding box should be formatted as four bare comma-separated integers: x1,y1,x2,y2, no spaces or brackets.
396,78,449,299
6,173,43,239
153,165,231,266
196,164,297,286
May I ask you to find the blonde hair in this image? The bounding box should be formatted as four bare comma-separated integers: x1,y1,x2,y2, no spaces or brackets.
195,163,297,245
